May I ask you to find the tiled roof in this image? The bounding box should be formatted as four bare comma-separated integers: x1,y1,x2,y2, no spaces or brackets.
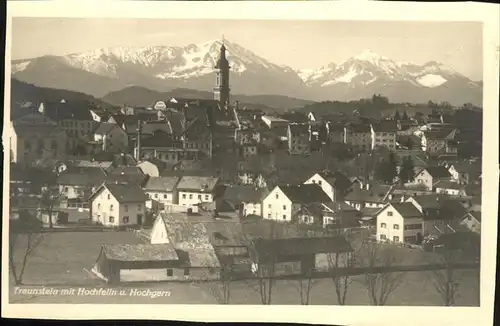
389,203,423,218
57,167,107,186
94,123,120,135
73,160,114,169
344,182,397,203
288,123,309,136
103,243,178,262
13,124,67,138
143,176,180,192
43,100,94,121
434,181,464,190
253,236,353,259
177,176,219,192
279,112,308,123
141,121,173,135
140,132,183,148
467,211,481,222
423,166,451,179
203,221,246,247
10,165,55,183
371,120,399,132
451,163,481,175
221,185,269,204
101,183,148,203
109,166,144,176
345,123,371,133
105,173,148,186
279,184,331,204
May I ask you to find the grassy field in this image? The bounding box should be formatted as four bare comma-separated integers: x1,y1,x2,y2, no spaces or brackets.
8,231,480,305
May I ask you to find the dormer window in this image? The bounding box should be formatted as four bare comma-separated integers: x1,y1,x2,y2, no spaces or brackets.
275,193,279,199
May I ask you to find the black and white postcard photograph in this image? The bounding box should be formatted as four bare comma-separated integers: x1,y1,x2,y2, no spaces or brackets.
2,1,499,325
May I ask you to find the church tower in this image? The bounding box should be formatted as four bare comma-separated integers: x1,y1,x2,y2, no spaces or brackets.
213,39,231,106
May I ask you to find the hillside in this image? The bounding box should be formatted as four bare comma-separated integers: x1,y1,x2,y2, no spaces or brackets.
12,39,482,106
101,86,314,112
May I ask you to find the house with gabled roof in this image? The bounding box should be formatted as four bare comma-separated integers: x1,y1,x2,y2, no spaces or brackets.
92,243,180,284
93,122,128,153
434,180,467,196
407,166,452,191
217,185,269,217
344,181,402,211
262,184,331,223
57,166,107,200
421,128,458,156
460,211,481,234
143,176,180,206
88,183,149,227
448,162,482,185
176,176,219,207
370,120,398,150
147,214,221,280
287,123,311,155
405,194,467,239
375,202,424,244
250,236,354,276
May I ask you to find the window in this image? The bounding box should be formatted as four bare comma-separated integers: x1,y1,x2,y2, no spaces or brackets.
110,205,114,211
275,193,279,199
109,216,114,223
123,216,129,223
189,194,193,199
198,195,202,200
468,215,472,221
64,187,69,193
107,194,111,199
283,215,287,220
124,205,128,212
205,195,209,200
380,234,387,240
393,236,400,242
380,223,387,228
267,213,271,218
318,180,322,186
393,224,399,230
268,204,271,208
184,268,190,276
182,194,186,199
164,194,168,199
154,194,158,199
167,269,173,277
283,205,286,210
387,211,393,216
138,204,142,211
97,203,101,209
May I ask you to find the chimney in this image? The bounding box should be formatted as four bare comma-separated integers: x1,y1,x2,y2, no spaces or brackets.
366,183,371,191
135,120,142,161
400,196,405,203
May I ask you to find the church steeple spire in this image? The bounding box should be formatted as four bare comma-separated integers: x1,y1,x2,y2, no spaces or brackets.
213,36,231,106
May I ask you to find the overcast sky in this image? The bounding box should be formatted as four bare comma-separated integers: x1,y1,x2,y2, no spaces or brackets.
11,18,483,80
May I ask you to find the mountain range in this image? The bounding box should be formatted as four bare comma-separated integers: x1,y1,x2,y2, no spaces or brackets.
11,39,482,106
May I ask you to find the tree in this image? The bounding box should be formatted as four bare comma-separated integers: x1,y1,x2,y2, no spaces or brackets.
292,264,317,305
198,260,234,304
374,152,398,184
246,221,283,305
426,248,460,306
9,216,45,285
359,242,405,306
39,187,63,229
394,110,401,121
328,248,356,305
398,156,415,185
402,111,409,121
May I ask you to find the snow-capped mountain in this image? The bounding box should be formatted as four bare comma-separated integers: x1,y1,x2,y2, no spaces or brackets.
11,41,482,106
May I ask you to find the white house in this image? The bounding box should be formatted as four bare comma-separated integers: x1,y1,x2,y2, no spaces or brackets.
89,183,148,227
262,184,331,222
303,173,336,202
370,121,398,150
93,123,128,153
176,176,219,207
407,166,452,191
434,181,467,196
375,202,424,244
460,211,481,234
143,176,180,206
